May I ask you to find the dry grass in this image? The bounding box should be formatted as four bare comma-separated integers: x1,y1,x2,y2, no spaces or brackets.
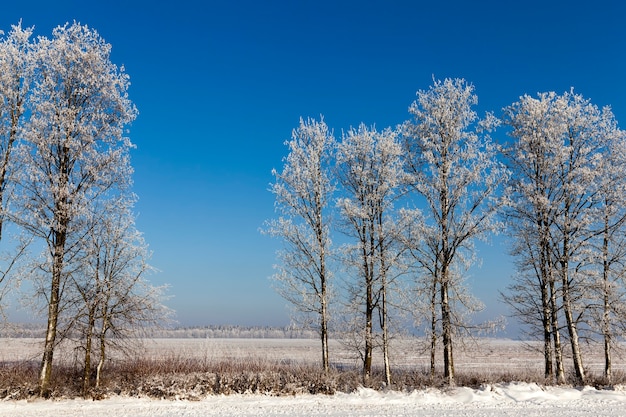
1,338,626,400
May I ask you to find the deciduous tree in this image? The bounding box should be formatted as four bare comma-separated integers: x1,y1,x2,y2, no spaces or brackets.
336,123,405,385
0,23,35,317
14,22,136,395
501,93,567,383
264,117,335,372
76,196,168,392
503,90,618,384
590,113,626,384
402,78,507,385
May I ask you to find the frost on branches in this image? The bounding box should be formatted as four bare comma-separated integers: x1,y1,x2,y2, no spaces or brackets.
264,117,335,373
0,23,34,317
402,78,508,385
502,90,626,385
0,21,165,397
336,123,407,386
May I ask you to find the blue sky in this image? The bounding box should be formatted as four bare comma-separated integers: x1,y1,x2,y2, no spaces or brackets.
2,1,626,334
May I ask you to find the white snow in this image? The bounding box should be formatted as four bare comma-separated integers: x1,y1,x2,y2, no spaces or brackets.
2,383,626,417
4,338,626,416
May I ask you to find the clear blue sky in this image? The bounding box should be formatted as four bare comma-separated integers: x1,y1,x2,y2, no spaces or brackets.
2,1,626,334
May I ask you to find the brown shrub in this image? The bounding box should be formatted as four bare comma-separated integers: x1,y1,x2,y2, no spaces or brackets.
1,355,621,400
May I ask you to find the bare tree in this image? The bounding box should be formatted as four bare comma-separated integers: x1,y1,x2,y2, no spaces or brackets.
590,116,626,384
503,90,617,385
402,78,507,385
336,123,405,385
0,23,35,317
264,117,335,372
13,23,137,395
0,22,33,240
76,196,168,392
501,93,567,383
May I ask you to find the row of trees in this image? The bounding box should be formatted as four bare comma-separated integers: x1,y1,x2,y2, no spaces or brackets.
266,79,626,386
502,91,626,385
0,22,169,396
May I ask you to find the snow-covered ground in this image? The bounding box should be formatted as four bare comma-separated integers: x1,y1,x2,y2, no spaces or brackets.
3,338,626,416
2,383,626,416
5,337,624,375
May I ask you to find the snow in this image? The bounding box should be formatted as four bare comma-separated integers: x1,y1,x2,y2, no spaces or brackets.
4,338,626,415
2,383,626,416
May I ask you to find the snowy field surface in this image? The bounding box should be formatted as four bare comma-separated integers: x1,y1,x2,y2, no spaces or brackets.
2,383,626,416
2,338,626,416
4,337,624,375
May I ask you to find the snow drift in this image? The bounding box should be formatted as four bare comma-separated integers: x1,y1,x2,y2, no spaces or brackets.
2,382,626,417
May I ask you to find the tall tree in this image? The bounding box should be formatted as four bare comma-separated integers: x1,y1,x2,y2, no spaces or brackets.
336,123,405,385
264,117,335,372
503,90,616,385
14,23,137,395
403,78,507,385
501,93,567,383
590,111,626,384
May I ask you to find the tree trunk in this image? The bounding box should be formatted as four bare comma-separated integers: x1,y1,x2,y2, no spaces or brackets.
364,298,373,385
439,152,454,386
441,277,454,385
562,283,585,384
320,289,329,373
541,281,553,380
316,192,330,374
381,280,391,386
377,211,391,387
382,333,391,387
82,307,95,396
602,212,612,384
539,218,554,380
362,228,374,386
549,277,565,384
96,290,112,388
39,296,58,396
39,228,66,396
604,325,612,384
429,276,437,380
561,256,585,384
96,327,107,388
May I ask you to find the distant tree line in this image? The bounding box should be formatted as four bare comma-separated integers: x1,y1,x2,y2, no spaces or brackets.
0,22,169,396
266,78,626,386
1,324,317,340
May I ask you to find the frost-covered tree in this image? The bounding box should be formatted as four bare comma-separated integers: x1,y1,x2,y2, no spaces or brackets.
74,195,168,393
402,78,507,385
503,90,617,385
501,93,567,383
264,117,335,372
0,22,33,239
336,123,405,385
0,23,35,316
397,206,439,378
589,114,626,384
13,22,137,395
549,92,609,385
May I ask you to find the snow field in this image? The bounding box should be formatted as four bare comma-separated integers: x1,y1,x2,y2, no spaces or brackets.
5,337,620,375
2,338,626,416
2,383,626,416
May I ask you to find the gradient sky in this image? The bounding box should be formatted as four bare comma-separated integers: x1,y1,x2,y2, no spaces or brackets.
2,1,626,335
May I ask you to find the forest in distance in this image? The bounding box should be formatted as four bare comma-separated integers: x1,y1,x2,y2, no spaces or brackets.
1,17,626,402
0,323,320,339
